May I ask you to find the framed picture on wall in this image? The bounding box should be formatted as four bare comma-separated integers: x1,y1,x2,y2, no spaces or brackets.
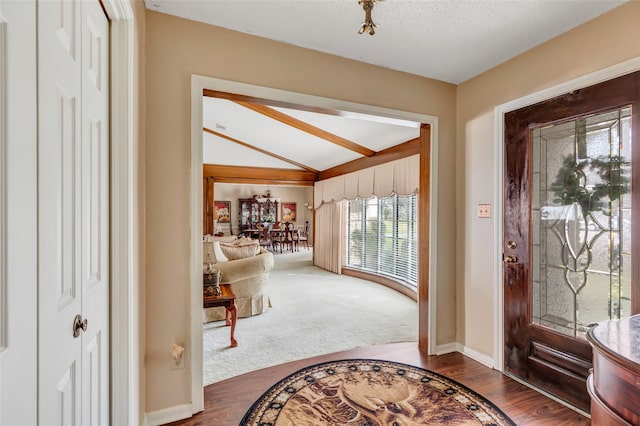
281,202,297,222
214,201,231,223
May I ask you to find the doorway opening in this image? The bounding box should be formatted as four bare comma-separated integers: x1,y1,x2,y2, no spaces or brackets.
189,75,439,412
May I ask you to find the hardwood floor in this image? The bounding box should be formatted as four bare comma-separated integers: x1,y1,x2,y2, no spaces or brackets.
166,342,590,425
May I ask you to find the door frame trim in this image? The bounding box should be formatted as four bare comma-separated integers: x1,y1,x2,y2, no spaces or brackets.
493,56,640,372
0,16,7,354
190,75,440,415
102,1,138,425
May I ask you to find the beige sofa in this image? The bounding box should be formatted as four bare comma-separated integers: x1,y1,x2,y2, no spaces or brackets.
203,247,275,323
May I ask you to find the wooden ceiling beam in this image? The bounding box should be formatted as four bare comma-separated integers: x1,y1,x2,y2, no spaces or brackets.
318,137,420,181
203,89,350,120
203,127,318,173
203,89,420,128
208,177,314,187
234,101,376,157
204,164,317,185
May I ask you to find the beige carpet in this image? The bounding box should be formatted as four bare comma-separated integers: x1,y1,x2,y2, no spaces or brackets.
203,249,418,385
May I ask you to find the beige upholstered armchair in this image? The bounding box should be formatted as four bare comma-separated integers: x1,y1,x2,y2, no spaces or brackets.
202,239,275,323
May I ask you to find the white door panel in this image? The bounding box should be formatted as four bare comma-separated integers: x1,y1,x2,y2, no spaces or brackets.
39,0,109,424
85,332,103,425
0,1,38,425
38,0,83,422
56,363,78,426
81,2,109,425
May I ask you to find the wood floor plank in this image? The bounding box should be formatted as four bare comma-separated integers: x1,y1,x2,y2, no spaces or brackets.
165,342,589,425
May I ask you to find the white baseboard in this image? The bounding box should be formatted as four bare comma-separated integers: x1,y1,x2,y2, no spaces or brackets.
435,342,458,355
435,342,495,369
145,404,193,426
460,345,495,369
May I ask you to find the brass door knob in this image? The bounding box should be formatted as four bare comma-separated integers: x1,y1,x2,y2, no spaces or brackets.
73,314,88,338
504,254,518,263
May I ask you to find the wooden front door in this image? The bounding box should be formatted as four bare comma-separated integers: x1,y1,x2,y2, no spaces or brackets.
503,71,640,411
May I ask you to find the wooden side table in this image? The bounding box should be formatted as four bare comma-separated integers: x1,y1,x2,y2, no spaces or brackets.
203,284,238,347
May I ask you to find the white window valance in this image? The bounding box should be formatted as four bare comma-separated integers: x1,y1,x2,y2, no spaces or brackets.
314,154,419,209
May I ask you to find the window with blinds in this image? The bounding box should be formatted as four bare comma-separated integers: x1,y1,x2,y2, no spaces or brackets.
345,194,418,289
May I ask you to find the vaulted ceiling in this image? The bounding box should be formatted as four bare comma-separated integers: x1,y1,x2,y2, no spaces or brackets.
202,91,421,179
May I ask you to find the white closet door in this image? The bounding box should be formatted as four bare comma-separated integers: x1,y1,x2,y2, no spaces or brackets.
38,0,110,424
0,1,38,424
80,1,110,425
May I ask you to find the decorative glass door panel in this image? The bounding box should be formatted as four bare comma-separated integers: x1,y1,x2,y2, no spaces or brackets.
531,107,632,338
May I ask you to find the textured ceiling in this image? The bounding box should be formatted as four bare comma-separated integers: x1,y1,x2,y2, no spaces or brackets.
145,0,625,84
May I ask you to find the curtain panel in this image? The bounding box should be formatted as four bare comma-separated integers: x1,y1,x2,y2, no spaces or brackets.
312,202,344,274
312,155,420,274
313,154,419,209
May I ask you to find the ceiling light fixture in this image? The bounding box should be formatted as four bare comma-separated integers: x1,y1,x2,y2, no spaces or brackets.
256,188,280,211
358,0,380,35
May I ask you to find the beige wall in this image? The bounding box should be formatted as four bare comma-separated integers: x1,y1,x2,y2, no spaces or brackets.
144,11,457,412
213,183,314,240
456,2,640,357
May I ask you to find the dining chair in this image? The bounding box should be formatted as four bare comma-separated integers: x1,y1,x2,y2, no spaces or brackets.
270,225,283,253
298,220,310,250
280,222,296,252
258,224,273,251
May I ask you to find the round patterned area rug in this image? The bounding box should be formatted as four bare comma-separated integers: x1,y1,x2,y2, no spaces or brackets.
241,359,515,425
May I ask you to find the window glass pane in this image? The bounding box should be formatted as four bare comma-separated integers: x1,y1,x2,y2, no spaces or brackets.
347,200,364,267
345,194,418,289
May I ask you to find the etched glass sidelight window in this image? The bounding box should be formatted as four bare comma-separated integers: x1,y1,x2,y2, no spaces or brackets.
531,107,632,338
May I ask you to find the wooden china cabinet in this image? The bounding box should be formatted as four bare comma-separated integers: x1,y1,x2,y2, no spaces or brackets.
238,197,279,231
